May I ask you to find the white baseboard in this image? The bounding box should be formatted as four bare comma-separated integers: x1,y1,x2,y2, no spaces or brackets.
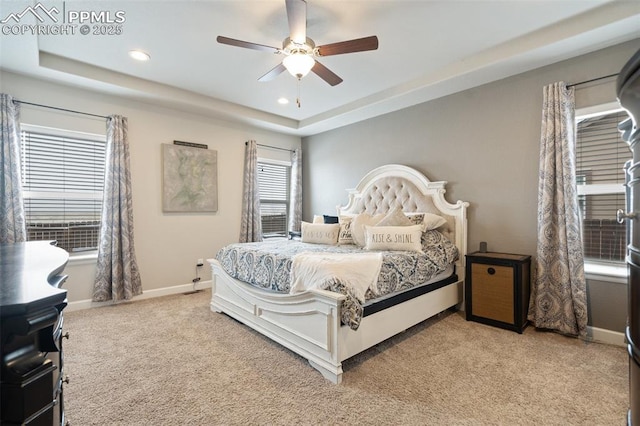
585,326,626,347
66,280,212,312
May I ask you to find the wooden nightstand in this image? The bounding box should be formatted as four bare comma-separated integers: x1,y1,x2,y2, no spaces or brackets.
465,252,531,333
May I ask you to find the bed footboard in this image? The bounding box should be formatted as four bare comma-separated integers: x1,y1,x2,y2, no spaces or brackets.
210,259,462,383
210,259,347,383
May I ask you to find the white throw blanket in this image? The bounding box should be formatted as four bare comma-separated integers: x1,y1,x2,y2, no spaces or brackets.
289,251,383,302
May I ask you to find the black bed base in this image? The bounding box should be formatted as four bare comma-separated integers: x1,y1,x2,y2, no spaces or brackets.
362,274,459,317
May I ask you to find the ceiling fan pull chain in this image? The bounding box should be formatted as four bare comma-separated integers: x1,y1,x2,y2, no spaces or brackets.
296,78,302,108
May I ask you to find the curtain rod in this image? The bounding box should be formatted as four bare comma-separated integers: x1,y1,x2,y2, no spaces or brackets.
13,99,108,120
566,73,619,88
245,141,294,153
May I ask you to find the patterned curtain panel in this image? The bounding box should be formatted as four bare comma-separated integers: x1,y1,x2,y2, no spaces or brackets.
288,148,302,233
0,93,26,243
93,115,142,302
528,82,588,337
239,140,262,243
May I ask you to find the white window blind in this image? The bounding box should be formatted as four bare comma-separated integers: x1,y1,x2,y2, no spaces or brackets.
257,161,290,237
576,110,631,263
20,125,106,253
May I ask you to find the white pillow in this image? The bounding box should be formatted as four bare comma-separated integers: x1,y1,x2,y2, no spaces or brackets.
406,212,447,230
301,222,339,245
376,205,413,227
312,215,324,224
364,224,424,252
351,213,385,247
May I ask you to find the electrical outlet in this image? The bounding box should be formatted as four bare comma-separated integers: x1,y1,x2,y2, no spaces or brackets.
197,258,204,267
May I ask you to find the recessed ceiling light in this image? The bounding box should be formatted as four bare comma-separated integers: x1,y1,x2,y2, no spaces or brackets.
278,97,289,105
128,50,150,61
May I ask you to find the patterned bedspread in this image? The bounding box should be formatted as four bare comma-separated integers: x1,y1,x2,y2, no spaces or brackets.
215,230,459,330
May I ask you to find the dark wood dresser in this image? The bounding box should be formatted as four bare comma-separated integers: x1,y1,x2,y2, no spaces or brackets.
465,252,531,334
617,47,640,426
1,241,69,425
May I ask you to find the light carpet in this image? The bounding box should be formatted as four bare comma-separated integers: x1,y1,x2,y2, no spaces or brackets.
63,289,628,425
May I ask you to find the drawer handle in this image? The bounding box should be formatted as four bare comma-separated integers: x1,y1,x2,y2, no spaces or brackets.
616,209,636,224
487,267,496,275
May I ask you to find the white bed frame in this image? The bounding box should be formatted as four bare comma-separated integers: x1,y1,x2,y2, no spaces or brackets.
208,164,468,384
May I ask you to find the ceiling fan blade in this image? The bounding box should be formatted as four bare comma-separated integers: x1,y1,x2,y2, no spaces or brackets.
217,36,280,54
286,0,307,44
258,63,287,82
316,36,379,56
311,61,343,86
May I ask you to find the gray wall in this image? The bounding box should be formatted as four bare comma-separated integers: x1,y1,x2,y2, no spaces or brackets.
302,39,640,334
587,278,627,333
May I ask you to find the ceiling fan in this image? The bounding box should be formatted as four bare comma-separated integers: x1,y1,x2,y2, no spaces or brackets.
216,0,379,87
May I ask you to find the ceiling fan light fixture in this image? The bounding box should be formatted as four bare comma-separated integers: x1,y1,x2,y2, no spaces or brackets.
217,0,379,86
283,53,315,79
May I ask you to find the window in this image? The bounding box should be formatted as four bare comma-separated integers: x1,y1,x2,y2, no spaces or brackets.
257,160,290,238
20,125,106,253
575,110,631,264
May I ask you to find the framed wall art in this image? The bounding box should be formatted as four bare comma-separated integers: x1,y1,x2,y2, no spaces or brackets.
162,143,218,212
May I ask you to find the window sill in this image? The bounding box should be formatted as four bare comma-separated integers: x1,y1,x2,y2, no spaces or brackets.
584,261,627,284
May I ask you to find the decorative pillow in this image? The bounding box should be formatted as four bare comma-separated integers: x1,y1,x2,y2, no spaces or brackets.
323,215,339,224
301,222,340,245
376,205,413,227
313,215,324,224
338,216,354,245
364,225,424,252
351,213,385,247
406,212,447,230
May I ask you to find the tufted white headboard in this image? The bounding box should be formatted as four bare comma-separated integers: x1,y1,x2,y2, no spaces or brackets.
337,164,469,274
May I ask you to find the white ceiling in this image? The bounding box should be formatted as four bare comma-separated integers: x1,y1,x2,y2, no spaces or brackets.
1,1,639,136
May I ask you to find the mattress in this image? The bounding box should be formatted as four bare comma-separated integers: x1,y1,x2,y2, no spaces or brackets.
215,229,459,330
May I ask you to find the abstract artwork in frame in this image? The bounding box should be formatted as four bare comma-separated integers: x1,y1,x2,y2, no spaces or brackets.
162,143,218,212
